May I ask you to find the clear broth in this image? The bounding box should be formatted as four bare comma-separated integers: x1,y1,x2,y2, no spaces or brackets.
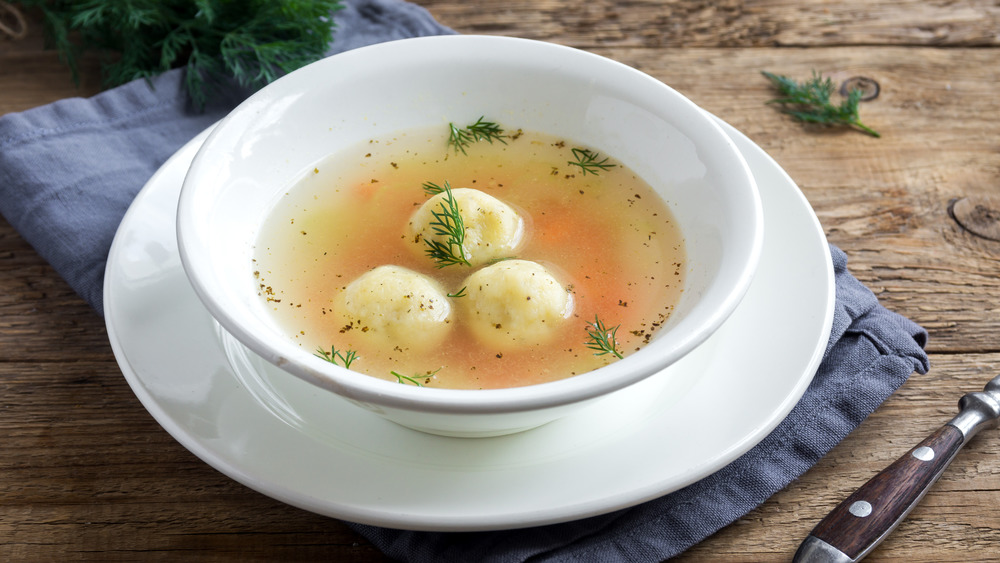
253,128,685,389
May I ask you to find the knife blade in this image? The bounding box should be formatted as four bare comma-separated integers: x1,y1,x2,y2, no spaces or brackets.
793,373,1000,563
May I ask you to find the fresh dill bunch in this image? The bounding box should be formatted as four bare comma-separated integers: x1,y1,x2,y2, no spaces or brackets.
448,116,507,155
20,0,343,110
568,148,616,176
424,181,472,268
762,70,880,138
585,316,624,359
314,344,359,368
390,368,441,387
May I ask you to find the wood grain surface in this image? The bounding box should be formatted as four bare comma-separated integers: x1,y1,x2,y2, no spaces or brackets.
2,1,999,561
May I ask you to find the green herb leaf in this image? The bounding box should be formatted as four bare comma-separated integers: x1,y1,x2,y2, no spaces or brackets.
585,316,624,359
486,256,516,265
315,344,359,369
422,181,446,196
390,368,441,387
448,116,507,155
447,123,474,156
762,70,880,138
568,148,616,176
465,116,507,144
424,181,472,268
20,0,343,110
447,286,468,298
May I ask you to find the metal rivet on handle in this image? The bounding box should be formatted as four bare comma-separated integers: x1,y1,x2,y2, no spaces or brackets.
849,501,873,518
912,446,935,461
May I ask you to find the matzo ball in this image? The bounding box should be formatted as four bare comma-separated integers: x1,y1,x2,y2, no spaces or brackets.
461,259,573,347
408,187,524,267
335,265,453,351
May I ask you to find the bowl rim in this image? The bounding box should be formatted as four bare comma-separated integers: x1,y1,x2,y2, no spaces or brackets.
176,34,763,415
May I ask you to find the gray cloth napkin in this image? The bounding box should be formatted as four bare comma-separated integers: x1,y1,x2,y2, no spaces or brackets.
0,1,929,561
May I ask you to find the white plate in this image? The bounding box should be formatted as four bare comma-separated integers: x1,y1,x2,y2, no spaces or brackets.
104,118,834,532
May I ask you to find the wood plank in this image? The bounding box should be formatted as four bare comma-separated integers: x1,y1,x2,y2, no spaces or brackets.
418,0,1000,48
0,11,102,115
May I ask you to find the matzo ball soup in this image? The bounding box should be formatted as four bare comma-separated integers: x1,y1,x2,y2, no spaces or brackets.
253,123,685,389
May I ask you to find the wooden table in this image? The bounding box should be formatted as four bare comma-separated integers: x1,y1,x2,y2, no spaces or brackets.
2,1,999,560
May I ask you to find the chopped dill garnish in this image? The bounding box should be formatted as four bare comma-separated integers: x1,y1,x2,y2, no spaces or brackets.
424,181,472,268
314,344,359,368
585,316,624,359
487,256,516,265
448,124,473,155
422,181,446,196
448,116,507,155
466,117,507,144
390,368,441,387
568,148,616,176
447,286,468,298
762,70,880,138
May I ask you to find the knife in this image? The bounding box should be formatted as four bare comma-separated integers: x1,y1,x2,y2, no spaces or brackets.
793,373,1000,562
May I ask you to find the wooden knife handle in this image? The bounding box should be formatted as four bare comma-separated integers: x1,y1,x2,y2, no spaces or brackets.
796,424,964,562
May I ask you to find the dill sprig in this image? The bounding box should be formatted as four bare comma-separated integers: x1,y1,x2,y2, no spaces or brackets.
424,181,472,268
448,117,507,155
314,344,359,369
447,286,468,298
585,316,624,359
487,256,516,265
568,148,616,176
448,124,474,155
20,0,343,110
422,181,446,196
466,117,507,144
390,368,441,387
762,70,880,138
